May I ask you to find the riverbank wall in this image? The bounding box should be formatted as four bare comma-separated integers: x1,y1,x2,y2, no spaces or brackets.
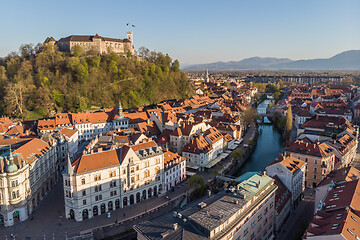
225,126,259,176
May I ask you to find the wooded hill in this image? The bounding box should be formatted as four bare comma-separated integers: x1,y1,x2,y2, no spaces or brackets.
0,44,194,120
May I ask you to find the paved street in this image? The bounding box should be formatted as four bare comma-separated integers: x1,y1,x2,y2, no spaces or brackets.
276,188,315,240
0,179,189,240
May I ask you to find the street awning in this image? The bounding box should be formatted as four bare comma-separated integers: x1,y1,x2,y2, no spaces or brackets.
204,156,223,168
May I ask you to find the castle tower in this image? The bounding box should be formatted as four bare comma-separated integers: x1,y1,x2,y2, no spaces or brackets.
127,32,133,42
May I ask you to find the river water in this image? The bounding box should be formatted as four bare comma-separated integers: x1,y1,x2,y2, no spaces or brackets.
234,124,284,177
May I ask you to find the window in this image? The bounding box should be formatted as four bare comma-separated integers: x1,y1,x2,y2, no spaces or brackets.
270,202,274,208
347,228,354,235
83,199,86,205
130,167,134,174
131,177,135,184
95,185,102,192
110,180,117,188
258,213,262,221
264,207,268,214
156,158,160,164
136,175,139,181
109,171,116,178
250,232,255,239
95,195,102,201
110,190,117,196
123,169,126,174
136,165,139,171
81,178,86,185
314,175,317,179
314,160,317,165
243,228,248,237
82,190,86,196
94,174,101,181
251,220,256,227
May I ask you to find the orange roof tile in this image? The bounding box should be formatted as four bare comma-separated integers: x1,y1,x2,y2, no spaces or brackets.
13,138,51,164
73,146,130,174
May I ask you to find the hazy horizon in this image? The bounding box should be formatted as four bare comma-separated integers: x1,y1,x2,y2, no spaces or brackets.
1,0,360,65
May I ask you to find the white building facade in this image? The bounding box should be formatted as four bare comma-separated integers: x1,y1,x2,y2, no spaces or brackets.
63,141,165,221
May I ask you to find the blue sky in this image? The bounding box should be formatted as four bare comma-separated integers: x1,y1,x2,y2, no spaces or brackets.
1,0,359,65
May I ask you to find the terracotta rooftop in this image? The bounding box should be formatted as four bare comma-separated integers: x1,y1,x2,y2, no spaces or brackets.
58,128,77,138
301,115,353,131
13,138,51,164
72,146,130,174
318,166,360,187
163,151,185,168
285,140,334,158
183,135,212,154
204,127,223,144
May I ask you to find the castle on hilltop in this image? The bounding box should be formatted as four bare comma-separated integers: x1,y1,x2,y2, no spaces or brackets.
44,32,134,55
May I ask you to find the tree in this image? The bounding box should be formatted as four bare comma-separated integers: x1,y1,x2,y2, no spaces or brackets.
230,148,244,160
242,107,259,129
286,105,293,136
4,82,26,117
19,44,35,59
189,174,206,197
71,45,84,57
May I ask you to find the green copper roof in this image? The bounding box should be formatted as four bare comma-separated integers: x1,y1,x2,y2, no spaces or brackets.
236,172,273,201
5,155,18,173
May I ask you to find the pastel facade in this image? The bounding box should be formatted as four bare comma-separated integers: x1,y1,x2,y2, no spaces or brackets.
0,138,57,227
163,151,186,191
285,140,335,188
63,141,168,221
266,154,306,209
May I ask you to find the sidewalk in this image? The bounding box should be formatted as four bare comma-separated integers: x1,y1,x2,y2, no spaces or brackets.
0,180,189,240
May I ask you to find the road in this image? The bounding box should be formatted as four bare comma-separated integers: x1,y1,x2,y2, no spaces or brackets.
0,179,190,240
276,188,315,240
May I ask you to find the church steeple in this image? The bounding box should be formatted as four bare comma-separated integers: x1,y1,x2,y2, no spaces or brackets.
204,68,209,83
118,102,123,118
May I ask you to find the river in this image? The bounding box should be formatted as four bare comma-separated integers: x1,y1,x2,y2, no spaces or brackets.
234,124,284,177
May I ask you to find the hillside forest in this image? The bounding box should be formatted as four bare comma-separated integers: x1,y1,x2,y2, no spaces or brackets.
0,44,194,120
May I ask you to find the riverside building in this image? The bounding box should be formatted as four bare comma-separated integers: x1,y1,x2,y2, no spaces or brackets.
134,172,277,240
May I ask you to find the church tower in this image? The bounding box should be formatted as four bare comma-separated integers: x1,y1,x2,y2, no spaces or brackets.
118,102,123,118
204,68,209,83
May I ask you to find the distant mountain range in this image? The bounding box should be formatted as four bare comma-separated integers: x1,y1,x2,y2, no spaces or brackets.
184,50,360,70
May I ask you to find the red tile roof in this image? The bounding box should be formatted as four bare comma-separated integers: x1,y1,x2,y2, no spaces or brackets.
58,128,77,138
73,146,130,174
183,135,212,154
13,138,51,164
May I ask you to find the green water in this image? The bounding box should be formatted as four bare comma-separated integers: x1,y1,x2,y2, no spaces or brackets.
234,124,284,177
